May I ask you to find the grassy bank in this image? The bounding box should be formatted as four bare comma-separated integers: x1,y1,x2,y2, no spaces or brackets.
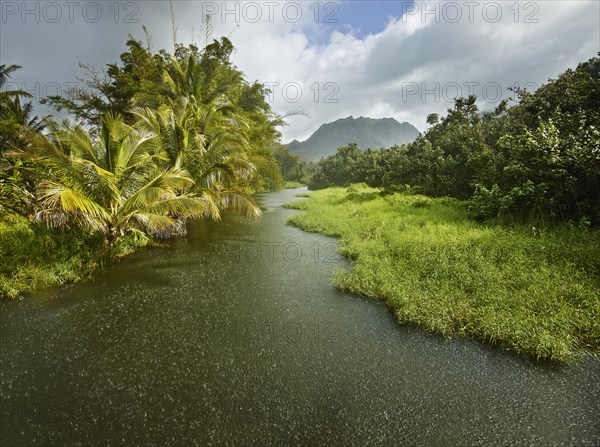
0,213,150,299
284,185,600,361
283,181,306,189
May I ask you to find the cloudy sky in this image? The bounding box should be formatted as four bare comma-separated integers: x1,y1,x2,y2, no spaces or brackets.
1,1,599,142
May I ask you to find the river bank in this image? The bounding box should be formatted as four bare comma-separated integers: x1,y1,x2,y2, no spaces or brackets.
1,187,599,445
0,213,151,299
284,185,600,362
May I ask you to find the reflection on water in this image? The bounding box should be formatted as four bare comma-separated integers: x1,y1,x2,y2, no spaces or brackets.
1,188,599,446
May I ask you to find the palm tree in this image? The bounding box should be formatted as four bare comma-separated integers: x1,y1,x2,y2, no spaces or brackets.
133,52,239,113
20,113,218,251
132,55,261,220
0,64,32,103
0,65,44,216
132,99,261,220
162,54,236,105
0,96,44,152
0,97,43,216
0,64,41,153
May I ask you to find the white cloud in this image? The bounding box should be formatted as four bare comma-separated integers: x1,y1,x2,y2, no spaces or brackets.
2,1,598,142
226,1,599,140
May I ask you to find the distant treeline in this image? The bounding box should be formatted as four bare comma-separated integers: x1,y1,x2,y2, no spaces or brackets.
307,54,600,225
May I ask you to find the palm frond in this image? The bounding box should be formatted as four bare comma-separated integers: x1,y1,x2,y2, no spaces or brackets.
37,180,108,217
218,191,262,219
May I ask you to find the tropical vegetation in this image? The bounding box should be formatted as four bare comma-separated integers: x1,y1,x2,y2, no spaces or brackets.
1,32,599,364
0,33,287,297
285,185,600,361
307,54,600,227
287,55,600,361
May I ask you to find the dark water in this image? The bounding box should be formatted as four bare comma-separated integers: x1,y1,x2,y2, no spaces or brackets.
1,188,599,446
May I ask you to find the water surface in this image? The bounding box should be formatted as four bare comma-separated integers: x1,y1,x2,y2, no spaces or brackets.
1,188,598,446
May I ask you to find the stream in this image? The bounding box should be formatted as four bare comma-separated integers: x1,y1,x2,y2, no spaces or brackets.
1,188,598,446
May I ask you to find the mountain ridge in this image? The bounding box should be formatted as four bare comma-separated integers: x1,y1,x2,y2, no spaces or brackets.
286,116,420,160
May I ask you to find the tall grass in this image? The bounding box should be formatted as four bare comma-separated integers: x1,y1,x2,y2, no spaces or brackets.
283,181,306,189
0,213,149,298
285,185,600,361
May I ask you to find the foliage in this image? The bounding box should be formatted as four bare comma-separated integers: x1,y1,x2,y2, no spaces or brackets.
0,65,44,217
308,143,364,189
286,186,600,361
41,34,285,191
272,144,301,181
0,212,105,298
469,112,600,223
1,33,282,297
15,114,223,250
306,54,600,225
131,54,262,213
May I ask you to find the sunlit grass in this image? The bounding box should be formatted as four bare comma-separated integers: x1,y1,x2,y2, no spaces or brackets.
283,181,306,189
285,185,600,361
0,213,150,298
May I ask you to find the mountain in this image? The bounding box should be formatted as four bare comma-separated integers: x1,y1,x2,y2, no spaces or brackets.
286,116,420,160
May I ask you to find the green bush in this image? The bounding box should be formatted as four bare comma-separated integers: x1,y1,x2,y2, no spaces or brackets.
304,55,600,226
286,186,600,361
0,212,151,298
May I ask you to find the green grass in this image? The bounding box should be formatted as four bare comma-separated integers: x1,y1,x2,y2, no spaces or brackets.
285,185,600,362
283,181,306,189
0,213,150,299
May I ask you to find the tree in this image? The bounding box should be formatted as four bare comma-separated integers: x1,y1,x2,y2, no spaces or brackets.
469,54,600,223
18,113,225,251
0,96,44,153
308,143,364,189
0,64,31,103
273,144,301,181
41,37,168,127
132,54,263,214
0,65,44,216
42,32,286,191
426,113,439,126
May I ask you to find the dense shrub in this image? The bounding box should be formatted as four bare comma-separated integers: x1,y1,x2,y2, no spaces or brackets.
0,213,104,298
306,54,600,226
